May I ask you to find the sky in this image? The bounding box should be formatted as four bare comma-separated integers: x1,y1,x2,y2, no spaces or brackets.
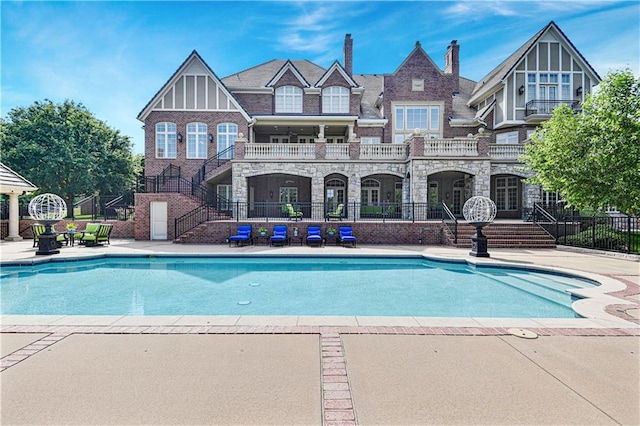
2,1,639,154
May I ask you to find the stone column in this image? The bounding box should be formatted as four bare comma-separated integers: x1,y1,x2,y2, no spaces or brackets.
5,192,23,241
348,174,361,221
311,176,325,221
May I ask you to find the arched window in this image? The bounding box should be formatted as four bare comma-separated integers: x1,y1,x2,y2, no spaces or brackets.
217,123,237,159
155,122,176,159
275,86,303,113
361,179,380,205
322,86,349,113
186,122,207,159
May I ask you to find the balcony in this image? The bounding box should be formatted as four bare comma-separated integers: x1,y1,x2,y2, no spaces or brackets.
245,143,316,159
524,100,581,123
360,143,407,160
489,144,526,160
424,138,478,157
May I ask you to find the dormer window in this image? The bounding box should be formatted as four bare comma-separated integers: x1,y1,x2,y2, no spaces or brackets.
275,86,302,113
322,86,350,113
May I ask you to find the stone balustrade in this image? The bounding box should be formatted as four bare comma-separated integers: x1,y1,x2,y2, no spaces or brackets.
423,139,478,156
488,144,526,159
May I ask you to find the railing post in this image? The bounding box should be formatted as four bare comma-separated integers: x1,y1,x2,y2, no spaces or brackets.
627,216,632,254
412,202,415,223
591,216,596,249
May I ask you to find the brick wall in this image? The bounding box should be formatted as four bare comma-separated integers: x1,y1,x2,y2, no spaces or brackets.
134,193,202,240
144,110,249,178
181,221,446,245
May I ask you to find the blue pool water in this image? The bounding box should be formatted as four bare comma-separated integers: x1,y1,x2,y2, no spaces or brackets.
0,256,597,318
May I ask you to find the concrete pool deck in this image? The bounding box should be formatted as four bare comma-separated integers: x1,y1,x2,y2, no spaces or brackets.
1,239,639,425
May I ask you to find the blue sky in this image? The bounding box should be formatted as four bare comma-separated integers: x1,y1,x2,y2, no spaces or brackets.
2,1,638,154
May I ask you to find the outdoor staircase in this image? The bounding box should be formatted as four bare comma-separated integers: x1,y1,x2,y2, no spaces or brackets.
447,222,556,249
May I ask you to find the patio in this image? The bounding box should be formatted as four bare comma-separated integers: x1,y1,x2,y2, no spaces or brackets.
1,240,638,425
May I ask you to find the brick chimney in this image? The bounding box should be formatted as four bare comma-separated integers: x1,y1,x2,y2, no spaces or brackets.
444,40,459,76
344,34,353,75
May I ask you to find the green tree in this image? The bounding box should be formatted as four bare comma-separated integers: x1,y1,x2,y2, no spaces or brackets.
0,99,136,214
523,69,640,214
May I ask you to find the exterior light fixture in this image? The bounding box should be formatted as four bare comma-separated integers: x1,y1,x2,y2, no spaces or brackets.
576,86,583,96
518,85,525,95
177,132,183,143
269,190,274,199
208,133,214,143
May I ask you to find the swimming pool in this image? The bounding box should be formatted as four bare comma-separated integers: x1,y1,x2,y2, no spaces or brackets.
1,255,598,318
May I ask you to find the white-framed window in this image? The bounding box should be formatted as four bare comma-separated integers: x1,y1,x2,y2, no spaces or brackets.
496,177,519,211
526,129,536,140
496,131,519,144
186,122,207,159
275,86,302,113
322,86,350,113
155,122,177,159
361,179,380,205
527,72,572,103
541,190,562,207
297,136,314,143
279,187,298,203
217,184,232,210
360,137,381,144
217,123,237,159
270,136,290,143
393,104,441,142
326,137,345,144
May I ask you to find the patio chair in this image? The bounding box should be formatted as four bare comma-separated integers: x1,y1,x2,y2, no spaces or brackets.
327,204,344,221
228,224,253,247
32,223,68,248
270,224,289,246
75,223,101,244
306,225,323,247
338,226,357,247
286,204,303,221
80,224,113,246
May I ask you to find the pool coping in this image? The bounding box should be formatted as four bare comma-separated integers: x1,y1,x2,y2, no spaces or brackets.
1,251,637,330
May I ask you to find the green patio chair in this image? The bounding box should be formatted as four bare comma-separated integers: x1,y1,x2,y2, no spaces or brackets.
327,204,344,221
286,203,303,221
32,223,68,248
80,224,113,246
75,223,101,243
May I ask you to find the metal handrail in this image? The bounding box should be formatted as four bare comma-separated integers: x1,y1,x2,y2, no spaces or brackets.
192,145,235,184
441,202,458,244
533,203,558,241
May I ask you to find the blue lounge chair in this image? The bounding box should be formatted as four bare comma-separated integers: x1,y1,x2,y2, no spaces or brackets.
228,224,253,247
339,226,357,247
270,224,289,246
306,225,323,247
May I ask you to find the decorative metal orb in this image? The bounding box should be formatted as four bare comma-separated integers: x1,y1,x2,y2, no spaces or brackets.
463,196,497,224
28,193,67,221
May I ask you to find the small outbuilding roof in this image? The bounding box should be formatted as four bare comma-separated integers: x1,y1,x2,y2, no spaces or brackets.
0,162,38,194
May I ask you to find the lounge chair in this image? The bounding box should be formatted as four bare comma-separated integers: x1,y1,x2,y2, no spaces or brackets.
306,225,323,247
270,224,289,246
338,226,357,247
286,204,303,221
32,223,68,248
327,204,344,221
228,224,253,247
80,224,113,246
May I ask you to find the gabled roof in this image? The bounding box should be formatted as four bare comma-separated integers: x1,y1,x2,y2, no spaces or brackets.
0,162,38,194
353,74,384,119
266,60,311,87
392,41,443,76
468,21,601,105
223,60,326,90
315,60,361,88
137,50,251,121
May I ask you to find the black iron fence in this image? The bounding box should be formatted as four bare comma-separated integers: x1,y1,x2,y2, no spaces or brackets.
534,203,639,254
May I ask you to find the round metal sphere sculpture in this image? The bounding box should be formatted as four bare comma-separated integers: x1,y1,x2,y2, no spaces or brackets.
462,196,496,225
28,193,67,222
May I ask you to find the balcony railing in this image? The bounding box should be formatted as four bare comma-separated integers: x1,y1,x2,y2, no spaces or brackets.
245,143,316,159
326,144,350,159
424,138,477,156
360,144,407,160
489,144,526,159
525,100,581,117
